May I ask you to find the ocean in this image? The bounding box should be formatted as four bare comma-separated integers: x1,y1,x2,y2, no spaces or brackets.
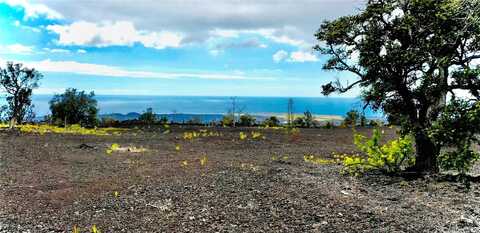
1,95,384,122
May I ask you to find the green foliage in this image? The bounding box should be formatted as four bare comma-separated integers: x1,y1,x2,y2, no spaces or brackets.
100,117,119,127
294,111,316,128
238,114,256,126
0,62,42,125
315,0,480,172
139,108,157,126
49,88,98,128
159,116,169,125
221,115,234,127
323,121,334,129
429,100,480,178
263,116,280,127
360,115,367,127
343,110,360,127
342,128,415,174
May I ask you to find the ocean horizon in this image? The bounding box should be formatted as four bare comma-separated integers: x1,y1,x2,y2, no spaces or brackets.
1,94,384,121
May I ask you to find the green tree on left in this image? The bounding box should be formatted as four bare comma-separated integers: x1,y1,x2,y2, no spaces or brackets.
0,62,42,128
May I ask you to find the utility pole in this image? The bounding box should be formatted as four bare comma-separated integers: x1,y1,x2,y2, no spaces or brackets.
231,97,236,127
287,98,294,127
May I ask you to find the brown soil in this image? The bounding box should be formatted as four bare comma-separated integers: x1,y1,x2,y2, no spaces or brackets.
0,126,479,232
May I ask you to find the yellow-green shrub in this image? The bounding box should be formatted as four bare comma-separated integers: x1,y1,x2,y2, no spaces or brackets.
17,124,124,136
342,128,415,174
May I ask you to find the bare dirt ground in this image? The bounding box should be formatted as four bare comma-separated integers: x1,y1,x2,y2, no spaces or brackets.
1,126,479,233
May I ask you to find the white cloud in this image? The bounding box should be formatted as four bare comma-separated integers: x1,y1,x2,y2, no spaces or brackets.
273,49,318,63
288,50,318,62
210,28,308,48
47,21,183,49
76,49,87,54
1,0,63,20
43,48,70,53
37,1,363,46
0,43,34,54
273,50,288,63
19,59,273,80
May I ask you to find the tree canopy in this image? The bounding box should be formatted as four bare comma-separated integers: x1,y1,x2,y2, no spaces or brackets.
0,62,42,126
315,0,480,173
49,88,98,128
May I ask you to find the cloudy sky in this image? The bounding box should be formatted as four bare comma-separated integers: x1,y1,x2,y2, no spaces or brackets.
0,0,364,96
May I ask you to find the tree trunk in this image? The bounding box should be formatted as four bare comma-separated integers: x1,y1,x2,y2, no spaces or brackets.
8,117,16,129
413,131,439,173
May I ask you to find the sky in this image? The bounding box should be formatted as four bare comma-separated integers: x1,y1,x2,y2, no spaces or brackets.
0,0,365,97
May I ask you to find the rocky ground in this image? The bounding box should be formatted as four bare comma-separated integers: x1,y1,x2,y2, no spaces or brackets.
0,126,479,232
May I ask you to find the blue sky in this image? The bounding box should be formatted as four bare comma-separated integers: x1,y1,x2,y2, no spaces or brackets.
0,0,364,97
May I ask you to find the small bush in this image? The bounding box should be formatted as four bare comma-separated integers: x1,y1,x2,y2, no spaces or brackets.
323,121,334,129
293,111,316,128
221,115,234,127
263,116,280,127
159,116,169,125
238,114,256,126
341,128,415,175
343,109,360,127
429,100,480,185
139,108,157,126
100,117,119,127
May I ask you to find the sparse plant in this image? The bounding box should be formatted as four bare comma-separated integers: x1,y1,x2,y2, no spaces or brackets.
323,121,334,129
251,131,264,140
263,116,280,127
239,131,247,140
221,115,234,127
200,156,208,166
139,107,157,127
304,155,335,165
341,128,415,175
91,224,101,233
239,114,256,126
343,110,360,128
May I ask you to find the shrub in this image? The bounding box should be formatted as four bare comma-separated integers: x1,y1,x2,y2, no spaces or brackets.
360,115,367,127
429,100,480,184
159,116,169,125
343,109,360,127
221,115,234,127
100,117,119,127
238,114,256,126
49,88,98,128
323,121,334,129
341,128,415,175
293,111,316,128
263,116,280,127
139,108,157,126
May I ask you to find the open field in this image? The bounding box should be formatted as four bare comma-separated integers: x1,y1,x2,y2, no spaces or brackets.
1,126,479,232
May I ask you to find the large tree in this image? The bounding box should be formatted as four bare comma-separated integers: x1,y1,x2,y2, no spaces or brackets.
49,88,98,128
0,62,42,127
315,0,480,173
